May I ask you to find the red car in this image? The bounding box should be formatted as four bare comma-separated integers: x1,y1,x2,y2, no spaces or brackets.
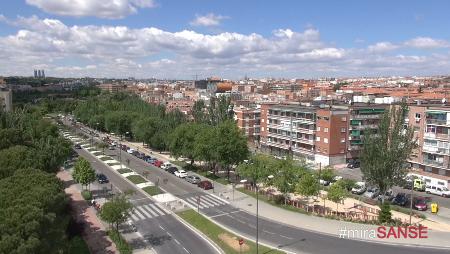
198,180,213,190
152,160,162,167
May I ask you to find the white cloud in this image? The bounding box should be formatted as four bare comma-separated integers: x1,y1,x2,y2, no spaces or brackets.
404,37,449,49
190,13,228,27
25,0,155,19
0,15,450,78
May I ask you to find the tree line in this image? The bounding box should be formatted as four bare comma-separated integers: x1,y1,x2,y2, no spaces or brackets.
0,107,72,253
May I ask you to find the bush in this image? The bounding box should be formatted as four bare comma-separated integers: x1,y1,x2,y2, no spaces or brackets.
378,203,392,224
142,186,163,196
118,168,132,174
126,175,146,184
81,190,92,200
108,230,132,254
68,236,90,254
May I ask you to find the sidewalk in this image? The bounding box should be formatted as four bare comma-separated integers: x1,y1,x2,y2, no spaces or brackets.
57,170,118,254
101,133,450,248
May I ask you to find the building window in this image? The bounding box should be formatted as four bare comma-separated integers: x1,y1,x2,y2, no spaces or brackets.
317,126,321,131
341,128,346,133
324,128,329,133
316,136,321,141
324,138,329,143
341,117,347,121
341,138,345,143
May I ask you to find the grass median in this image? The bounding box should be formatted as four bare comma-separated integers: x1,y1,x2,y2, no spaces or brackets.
126,175,147,184
118,168,132,174
142,186,164,196
177,209,285,254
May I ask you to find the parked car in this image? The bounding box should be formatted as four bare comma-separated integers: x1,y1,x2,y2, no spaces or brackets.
425,185,450,197
96,173,109,184
319,179,330,186
112,141,118,147
127,148,135,154
392,193,408,207
108,145,115,150
74,143,82,149
175,170,188,178
153,160,162,167
413,198,428,211
351,182,366,195
139,153,146,159
167,167,178,174
161,162,172,170
363,187,380,199
377,189,394,202
347,161,360,169
185,175,201,184
121,145,128,151
198,180,213,190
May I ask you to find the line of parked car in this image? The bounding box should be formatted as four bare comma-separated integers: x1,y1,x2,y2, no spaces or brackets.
104,137,214,190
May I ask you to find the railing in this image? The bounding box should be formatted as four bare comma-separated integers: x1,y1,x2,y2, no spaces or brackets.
426,119,448,125
349,124,378,130
423,158,444,167
351,114,382,119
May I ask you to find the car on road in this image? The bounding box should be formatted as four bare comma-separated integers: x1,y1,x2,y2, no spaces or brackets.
127,148,135,154
363,187,380,199
167,167,178,174
392,193,408,207
175,170,188,178
351,182,366,195
121,145,128,151
425,185,450,197
185,175,201,184
96,173,109,184
413,198,428,211
161,162,173,170
153,160,162,167
74,143,82,149
198,180,213,190
347,161,360,169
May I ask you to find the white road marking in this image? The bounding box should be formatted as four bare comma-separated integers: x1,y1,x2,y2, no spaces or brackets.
143,204,158,217
136,206,152,218
133,208,146,220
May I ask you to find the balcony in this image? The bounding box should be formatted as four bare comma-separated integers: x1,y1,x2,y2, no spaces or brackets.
423,145,449,155
348,145,361,151
423,158,445,167
349,124,378,130
267,133,314,145
351,114,382,120
424,132,450,140
426,119,448,126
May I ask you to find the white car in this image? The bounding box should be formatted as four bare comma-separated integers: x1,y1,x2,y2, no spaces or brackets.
127,148,135,154
161,162,172,170
425,185,450,197
175,170,188,178
351,182,367,195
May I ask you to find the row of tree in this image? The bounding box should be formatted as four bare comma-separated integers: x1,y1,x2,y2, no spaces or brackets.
0,107,73,253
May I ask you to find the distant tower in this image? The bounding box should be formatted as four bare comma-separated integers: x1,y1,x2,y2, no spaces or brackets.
41,70,45,78
37,70,42,78
34,69,38,78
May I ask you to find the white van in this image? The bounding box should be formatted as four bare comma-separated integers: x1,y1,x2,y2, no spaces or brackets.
425,185,450,197
351,182,367,195
161,162,172,170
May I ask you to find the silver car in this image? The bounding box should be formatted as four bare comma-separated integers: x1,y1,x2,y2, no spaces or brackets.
185,175,201,184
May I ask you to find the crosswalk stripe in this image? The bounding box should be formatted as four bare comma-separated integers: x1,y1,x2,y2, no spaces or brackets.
143,205,158,217
133,208,146,220
200,198,216,207
149,204,165,216
186,197,207,209
131,213,139,221
136,206,152,218
155,203,169,214
202,195,223,206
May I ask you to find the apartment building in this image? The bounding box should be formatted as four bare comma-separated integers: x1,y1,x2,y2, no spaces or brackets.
234,106,261,144
408,105,450,187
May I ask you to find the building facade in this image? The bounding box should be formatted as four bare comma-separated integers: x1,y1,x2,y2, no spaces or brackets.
234,107,261,144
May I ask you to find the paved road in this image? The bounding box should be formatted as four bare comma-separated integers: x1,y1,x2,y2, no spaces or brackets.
66,120,450,254
73,146,219,254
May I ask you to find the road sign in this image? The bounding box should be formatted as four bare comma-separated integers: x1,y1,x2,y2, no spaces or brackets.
239,239,244,245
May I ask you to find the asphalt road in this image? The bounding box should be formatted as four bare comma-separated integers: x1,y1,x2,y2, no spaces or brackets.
73,146,219,254
65,120,450,254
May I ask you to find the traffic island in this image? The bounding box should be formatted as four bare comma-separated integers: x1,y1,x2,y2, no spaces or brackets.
177,209,285,254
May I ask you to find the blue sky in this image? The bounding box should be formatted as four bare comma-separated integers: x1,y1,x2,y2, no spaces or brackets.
0,0,450,78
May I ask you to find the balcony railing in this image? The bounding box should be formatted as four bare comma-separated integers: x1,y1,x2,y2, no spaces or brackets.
351,114,382,119
426,119,448,125
349,124,378,130
423,158,444,167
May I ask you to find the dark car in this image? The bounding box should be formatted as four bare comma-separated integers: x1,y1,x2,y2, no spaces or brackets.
347,161,360,169
121,145,128,151
139,152,146,159
392,193,408,207
413,198,428,211
185,175,201,184
198,180,213,190
132,151,140,157
74,143,82,149
167,167,178,174
96,173,109,184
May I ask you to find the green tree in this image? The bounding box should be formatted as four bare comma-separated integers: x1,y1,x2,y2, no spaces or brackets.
193,126,219,171
132,117,158,145
327,183,347,212
378,203,392,224
208,95,234,126
192,100,207,123
296,173,319,211
215,120,249,180
360,104,417,203
274,157,307,205
0,146,33,180
99,194,133,231
237,154,275,188
319,166,335,183
73,158,96,190
169,123,203,165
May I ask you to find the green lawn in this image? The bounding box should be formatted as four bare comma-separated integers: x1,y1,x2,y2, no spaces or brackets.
100,156,113,161
68,236,90,254
142,186,164,196
107,162,121,166
126,175,147,184
92,151,103,156
118,168,132,174
177,209,285,254
107,230,132,254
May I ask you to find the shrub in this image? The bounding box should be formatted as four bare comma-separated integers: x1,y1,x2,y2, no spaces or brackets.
108,230,132,254
81,190,92,200
378,203,392,224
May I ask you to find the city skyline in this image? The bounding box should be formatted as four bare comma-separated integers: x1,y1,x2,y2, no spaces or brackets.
1,0,450,78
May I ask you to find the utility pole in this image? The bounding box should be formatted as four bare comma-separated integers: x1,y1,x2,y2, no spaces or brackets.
409,180,414,225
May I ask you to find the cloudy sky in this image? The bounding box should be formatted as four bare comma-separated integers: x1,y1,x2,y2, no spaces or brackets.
1,0,450,79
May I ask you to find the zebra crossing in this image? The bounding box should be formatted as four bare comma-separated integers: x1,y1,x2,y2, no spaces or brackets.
129,203,170,222
184,194,228,210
